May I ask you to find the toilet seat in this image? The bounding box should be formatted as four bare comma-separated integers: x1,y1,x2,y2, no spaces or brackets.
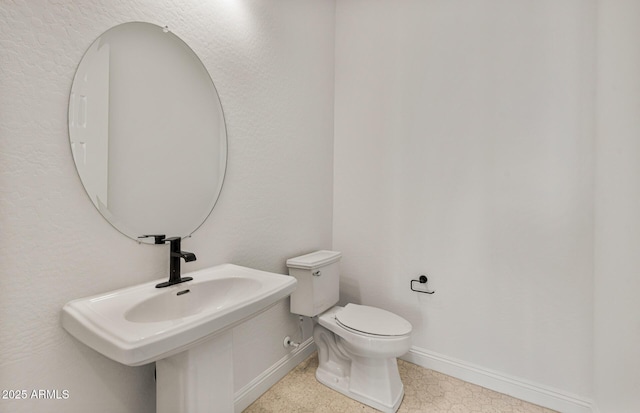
335,304,412,337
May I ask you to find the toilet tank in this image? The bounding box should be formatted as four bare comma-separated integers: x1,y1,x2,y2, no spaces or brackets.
286,250,342,317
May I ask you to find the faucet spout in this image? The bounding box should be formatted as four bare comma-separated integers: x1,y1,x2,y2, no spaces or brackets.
181,252,197,262
172,250,197,262
156,236,196,288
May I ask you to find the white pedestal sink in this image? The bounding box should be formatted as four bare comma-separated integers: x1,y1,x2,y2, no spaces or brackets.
62,264,297,413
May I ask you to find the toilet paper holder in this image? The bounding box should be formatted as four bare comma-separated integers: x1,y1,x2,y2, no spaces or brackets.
410,275,435,294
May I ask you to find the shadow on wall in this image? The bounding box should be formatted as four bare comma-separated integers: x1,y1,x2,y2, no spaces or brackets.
338,277,361,307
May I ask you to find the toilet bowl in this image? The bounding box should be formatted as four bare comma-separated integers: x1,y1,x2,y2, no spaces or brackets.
287,251,412,413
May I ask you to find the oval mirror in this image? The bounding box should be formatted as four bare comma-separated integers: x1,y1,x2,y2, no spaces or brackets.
68,22,227,244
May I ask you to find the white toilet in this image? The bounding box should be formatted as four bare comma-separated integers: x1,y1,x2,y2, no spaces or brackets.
287,250,412,413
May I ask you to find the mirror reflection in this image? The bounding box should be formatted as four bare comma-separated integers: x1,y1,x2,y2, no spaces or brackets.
69,22,227,243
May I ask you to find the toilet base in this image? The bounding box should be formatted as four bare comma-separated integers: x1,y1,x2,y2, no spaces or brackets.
313,321,405,413
316,365,404,413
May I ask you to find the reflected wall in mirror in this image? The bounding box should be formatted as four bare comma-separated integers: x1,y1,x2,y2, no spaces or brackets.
69,22,227,243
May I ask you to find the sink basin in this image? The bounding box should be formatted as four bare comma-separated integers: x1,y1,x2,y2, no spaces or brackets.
125,276,263,323
61,264,297,366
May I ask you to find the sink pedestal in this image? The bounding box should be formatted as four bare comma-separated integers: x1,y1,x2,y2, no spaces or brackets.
156,330,233,413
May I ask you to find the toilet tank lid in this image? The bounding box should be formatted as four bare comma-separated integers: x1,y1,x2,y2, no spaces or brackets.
286,250,342,269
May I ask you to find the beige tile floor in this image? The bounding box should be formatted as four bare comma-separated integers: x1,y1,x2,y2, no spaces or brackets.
243,353,558,413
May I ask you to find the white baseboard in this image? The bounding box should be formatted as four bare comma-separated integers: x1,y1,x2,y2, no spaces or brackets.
234,338,316,413
401,346,594,413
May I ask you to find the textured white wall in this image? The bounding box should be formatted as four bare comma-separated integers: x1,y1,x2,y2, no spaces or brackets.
594,1,640,412
334,0,595,401
0,1,334,412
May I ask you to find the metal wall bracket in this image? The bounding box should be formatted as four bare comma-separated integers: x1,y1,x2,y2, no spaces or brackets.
410,275,435,294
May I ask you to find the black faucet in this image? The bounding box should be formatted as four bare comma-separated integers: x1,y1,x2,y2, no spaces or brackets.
139,235,197,288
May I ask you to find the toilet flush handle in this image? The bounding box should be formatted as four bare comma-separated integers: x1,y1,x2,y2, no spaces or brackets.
312,270,321,276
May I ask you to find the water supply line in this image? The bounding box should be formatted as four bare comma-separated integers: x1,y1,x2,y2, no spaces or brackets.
283,316,304,349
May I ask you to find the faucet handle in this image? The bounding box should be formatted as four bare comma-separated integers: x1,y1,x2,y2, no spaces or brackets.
138,234,166,244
